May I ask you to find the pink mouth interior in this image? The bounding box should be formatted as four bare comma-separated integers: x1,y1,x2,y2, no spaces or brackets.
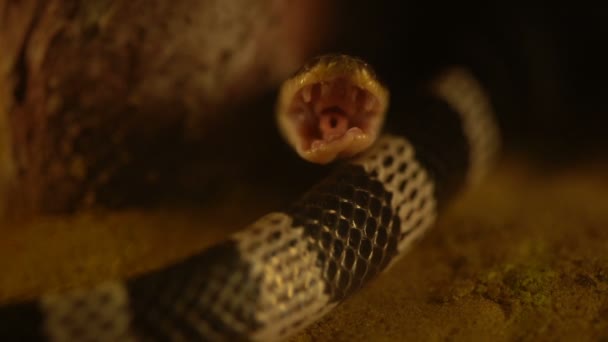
289,77,380,151
319,107,348,140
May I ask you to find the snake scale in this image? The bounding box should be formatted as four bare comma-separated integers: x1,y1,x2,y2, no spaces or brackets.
0,54,500,341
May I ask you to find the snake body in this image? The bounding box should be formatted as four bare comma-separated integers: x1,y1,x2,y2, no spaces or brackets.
0,55,499,341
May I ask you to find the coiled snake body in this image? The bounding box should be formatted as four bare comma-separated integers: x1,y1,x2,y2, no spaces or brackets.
0,55,500,341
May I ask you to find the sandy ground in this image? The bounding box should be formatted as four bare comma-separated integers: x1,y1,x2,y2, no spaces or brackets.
1,155,607,341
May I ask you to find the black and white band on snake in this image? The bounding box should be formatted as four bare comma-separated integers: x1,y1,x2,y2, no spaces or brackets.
0,56,500,341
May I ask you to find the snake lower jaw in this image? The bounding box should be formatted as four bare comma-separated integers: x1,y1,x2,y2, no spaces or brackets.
301,127,375,164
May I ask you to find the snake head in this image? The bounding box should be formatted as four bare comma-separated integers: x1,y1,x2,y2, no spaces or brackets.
276,54,389,164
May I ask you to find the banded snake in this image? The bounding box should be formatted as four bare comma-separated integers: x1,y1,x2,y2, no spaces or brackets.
0,54,500,341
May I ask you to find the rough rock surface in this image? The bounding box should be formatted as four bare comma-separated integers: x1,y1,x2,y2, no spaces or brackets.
0,0,331,214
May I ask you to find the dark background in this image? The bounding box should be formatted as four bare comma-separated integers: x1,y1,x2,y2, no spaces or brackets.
328,2,608,162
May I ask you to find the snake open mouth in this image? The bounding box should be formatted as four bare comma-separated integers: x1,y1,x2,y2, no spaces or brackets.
294,78,381,160
276,55,389,164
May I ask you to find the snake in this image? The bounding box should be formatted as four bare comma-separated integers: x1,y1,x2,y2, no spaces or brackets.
0,54,500,341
